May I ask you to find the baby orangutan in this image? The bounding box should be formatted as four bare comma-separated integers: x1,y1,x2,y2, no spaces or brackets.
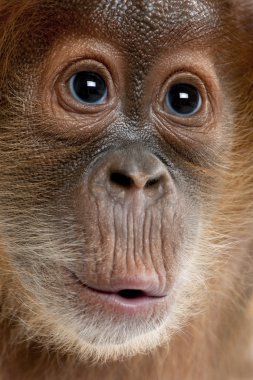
0,0,253,379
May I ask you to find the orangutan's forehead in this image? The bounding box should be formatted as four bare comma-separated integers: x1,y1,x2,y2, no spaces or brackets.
52,0,221,48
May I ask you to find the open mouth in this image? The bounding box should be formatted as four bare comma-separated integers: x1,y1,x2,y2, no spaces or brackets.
84,285,167,315
117,289,148,299
70,272,168,315
87,285,162,303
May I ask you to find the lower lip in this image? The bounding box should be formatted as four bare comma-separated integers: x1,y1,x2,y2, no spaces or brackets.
72,280,168,316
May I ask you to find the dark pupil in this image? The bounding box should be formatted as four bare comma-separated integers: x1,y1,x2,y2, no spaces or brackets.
72,71,107,104
168,83,200,115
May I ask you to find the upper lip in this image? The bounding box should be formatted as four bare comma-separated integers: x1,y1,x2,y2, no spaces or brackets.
72,272,168,298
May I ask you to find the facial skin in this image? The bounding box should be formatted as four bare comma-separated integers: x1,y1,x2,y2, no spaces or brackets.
0,1,252,379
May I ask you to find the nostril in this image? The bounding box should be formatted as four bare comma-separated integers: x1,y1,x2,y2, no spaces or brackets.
118,289,145,299
110,172,134,188
145,177,160,188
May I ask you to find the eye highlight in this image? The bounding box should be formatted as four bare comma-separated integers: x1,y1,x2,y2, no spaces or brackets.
69,71,108,105
165,83,202,117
